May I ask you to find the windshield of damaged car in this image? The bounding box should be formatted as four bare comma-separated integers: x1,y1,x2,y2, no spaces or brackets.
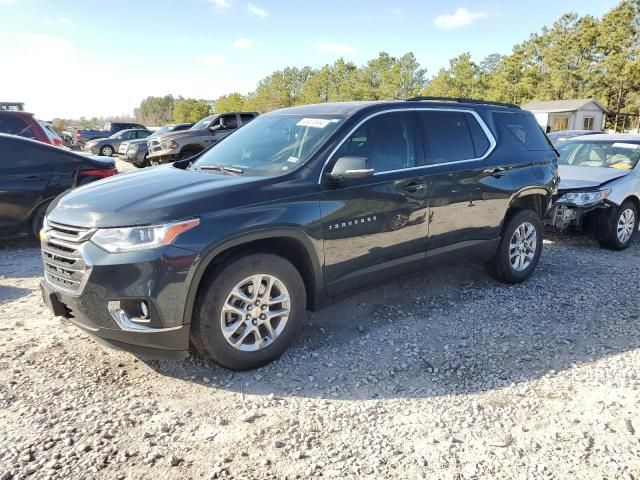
192,114,344,176
190,115,215,130
557,141,640,170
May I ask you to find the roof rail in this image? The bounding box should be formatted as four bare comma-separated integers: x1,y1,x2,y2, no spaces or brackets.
406,96,521,109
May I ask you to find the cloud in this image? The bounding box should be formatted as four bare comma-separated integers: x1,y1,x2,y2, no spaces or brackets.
208,0,231,9
312,42,357,55
233,37,253,49
247,3,267,17
433,7,488,29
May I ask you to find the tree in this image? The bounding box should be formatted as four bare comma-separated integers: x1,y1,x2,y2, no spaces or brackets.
135,95,175,125
594,0,640,129
422,53,480,98
214,93,247,113
173,99,212,123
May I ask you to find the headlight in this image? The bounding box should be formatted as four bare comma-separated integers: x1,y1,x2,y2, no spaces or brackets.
162,140,178,150
39,216,49,242
90,218,200,253
128,143,139,152
556,189,611,206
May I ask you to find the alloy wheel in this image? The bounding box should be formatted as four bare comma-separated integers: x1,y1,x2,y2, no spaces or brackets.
509,222,537,272
220,274,291,352
617,208,635,244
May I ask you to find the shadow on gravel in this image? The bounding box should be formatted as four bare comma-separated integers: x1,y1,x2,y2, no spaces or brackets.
0,285,33,302
150,235,640,401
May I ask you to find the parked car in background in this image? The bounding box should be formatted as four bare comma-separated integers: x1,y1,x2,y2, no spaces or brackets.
548,134,640,250
0,134,117,238
0,111,52,145
118,123,193,167
84,128,151,156
146,112,257,165
40,98,557,369
547,129,601,146
39,122,64,147
73,122,147,149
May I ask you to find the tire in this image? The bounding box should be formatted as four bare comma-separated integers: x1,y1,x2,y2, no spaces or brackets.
599,200,637,251
191,254,306,370
99,145,114,156
486,209,544,283
31,202,49,238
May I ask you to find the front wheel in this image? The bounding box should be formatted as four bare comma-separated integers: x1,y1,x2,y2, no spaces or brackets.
599,201,637,250
191,254,306,370
486,209,544,283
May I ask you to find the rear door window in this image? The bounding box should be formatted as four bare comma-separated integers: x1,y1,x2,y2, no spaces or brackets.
494,112,552,151
419,110,476,163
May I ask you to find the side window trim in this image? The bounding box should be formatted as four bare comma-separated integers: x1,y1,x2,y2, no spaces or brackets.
319,107,497,184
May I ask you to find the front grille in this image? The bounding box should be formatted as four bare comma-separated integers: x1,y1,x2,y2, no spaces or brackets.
42,221,94,294
148,138,162,153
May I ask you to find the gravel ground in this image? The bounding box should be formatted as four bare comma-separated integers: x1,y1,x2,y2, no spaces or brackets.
1,163,639,479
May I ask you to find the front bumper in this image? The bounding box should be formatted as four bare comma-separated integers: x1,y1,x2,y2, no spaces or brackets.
546,201,613,237
40,240,198,359
117,149,146,165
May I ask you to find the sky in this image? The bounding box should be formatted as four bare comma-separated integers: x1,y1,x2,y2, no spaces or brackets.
0,0,620,119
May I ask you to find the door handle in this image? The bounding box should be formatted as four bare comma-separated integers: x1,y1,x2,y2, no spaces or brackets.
402,182,426,193
485,167,507,178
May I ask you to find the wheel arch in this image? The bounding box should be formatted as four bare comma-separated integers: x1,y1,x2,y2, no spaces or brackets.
506,187,552,223
183,228,324,324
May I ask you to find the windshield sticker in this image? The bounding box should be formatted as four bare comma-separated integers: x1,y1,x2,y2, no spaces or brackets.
296,118,334,128
286,156,299,163
612,142,640,149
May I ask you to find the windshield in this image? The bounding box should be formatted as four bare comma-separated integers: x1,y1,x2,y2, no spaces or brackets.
192,114,344,177
190,115,215,130
558,141,640,170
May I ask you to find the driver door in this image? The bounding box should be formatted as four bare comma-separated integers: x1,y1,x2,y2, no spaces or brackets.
319,111,429,295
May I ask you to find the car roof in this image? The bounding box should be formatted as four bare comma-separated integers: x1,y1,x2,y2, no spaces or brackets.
569,133,640,142
268,100,522,117
117,128,148,133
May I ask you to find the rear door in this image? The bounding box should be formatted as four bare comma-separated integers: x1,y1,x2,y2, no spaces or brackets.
419,109,514,262
319,110,429,295
0,139,53,231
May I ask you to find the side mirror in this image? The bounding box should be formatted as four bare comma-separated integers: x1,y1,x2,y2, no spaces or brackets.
328,156,374,180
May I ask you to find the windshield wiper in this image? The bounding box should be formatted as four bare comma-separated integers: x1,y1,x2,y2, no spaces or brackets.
197,165,244,175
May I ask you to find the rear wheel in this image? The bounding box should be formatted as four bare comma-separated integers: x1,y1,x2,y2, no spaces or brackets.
599,201,637,250
486,209,543,283
192,254,306,370
99,145,114,156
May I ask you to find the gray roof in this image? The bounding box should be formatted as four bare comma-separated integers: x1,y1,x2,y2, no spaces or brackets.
522,98,608,113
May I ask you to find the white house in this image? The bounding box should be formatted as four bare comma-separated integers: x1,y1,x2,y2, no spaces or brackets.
522,98,608,132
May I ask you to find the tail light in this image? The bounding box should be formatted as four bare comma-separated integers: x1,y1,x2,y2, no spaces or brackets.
53,138,62,147
79,168,117,179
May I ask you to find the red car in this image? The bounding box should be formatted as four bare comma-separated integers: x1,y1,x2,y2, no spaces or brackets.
0,111,58,146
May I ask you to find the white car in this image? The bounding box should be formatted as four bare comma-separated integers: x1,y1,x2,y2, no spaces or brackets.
549,134,640,250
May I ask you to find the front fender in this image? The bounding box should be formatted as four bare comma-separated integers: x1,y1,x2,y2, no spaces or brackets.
181,227,324,324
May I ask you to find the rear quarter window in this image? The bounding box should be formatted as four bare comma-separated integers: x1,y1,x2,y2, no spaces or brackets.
494,112,552,151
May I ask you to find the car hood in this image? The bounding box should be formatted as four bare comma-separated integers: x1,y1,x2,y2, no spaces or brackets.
558,165,630,191
47,165,261,228
154,129,207,143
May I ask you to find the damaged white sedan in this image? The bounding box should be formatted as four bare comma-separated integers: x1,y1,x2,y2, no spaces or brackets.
548,134,640,250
